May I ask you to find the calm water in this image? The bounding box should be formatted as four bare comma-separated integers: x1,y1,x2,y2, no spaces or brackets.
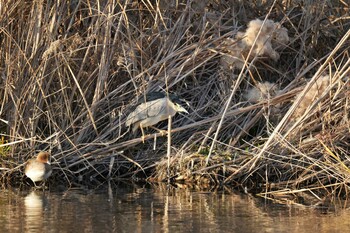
0,183,349,233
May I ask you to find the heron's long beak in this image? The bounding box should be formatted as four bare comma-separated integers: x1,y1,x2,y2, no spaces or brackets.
177,105,189,114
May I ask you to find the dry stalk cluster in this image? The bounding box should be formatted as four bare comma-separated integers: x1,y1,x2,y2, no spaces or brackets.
243,81,279,103
221,19,289,70
291,75,330,120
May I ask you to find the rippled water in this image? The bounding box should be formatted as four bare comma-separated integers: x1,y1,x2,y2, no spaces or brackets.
0,183,349,233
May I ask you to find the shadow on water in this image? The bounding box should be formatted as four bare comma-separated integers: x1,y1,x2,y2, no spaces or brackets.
0,182,350,233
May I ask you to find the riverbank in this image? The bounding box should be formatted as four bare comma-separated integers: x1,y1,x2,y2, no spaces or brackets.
1,1,349,203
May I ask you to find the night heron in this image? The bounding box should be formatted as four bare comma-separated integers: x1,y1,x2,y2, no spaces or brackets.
125,92,188,141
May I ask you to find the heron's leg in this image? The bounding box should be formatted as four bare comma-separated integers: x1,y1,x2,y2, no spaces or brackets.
149,126,167,136
140,125,146,143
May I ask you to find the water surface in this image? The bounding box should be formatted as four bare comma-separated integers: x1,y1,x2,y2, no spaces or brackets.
0,184,349,233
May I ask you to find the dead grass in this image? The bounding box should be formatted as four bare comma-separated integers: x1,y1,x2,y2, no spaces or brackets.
0,0,350,203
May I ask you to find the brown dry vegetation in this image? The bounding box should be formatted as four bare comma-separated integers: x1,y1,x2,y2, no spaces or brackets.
0,0,350,203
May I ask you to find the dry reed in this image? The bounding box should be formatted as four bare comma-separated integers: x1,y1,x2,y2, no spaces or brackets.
0,0,350,204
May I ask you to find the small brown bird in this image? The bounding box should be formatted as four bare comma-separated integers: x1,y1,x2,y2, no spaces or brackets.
25,152,52,184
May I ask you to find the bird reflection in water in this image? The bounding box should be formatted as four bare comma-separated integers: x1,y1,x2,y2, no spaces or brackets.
24,191,48,232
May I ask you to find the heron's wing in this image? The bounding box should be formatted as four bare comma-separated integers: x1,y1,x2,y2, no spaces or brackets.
125,109,138,126
145,98,167,117
125,98,167,126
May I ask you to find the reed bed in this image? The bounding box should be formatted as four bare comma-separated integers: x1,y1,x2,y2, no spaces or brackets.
0,0,350,202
